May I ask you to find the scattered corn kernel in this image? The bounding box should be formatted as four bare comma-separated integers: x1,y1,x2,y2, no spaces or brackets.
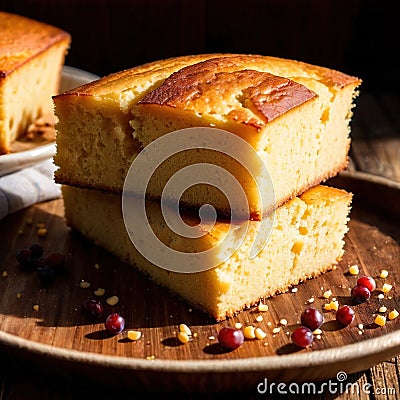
243,326,256,339
79,281,91,289
255,315,263,322
348,265,359,275
325,300,339,311
37,228,47,237
307,297,315,304
16,293,22,299
94,263,100,270
146,355,155,360
378,293,385,299
32,304,39,312
208,336,215,340
358,323,364,330
258,303,269,312
379,306,387,313
106,296,119,306
193,332,198,338
127,330,142,341
279,319,288,326
272,327,281,334
323,290,332,299
94,288,105,296
374,315,386,327
380,269,389,279
291,288,298,293
177,331,190,344
358,330,363,335
389,309,399,320
234,322,243,329
179,323,192,336
313,328,322,335
255,328,267,340
2,271,7,278
382,283,392,293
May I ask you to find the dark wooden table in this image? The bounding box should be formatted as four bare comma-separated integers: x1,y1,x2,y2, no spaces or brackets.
0,91,399,399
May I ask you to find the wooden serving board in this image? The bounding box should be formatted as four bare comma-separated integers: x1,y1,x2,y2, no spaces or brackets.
0,171,399,393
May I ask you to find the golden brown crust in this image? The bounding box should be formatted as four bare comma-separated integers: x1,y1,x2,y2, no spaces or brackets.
54,53,361,100
0,12,71,78
139,57,317,128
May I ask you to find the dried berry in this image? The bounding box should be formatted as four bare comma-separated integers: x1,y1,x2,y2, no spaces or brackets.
336,305,355,326
357,276,376,293
105,313,125,334
300,308,324,331
217,327,244,350
351,284,371,303
82,298,104,319
29,243,43,259
291,327,313,348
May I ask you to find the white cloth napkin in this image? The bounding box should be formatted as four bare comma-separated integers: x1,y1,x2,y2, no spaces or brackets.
0,158,61,221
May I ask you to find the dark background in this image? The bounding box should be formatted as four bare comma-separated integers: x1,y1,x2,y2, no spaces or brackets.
0,0,397,93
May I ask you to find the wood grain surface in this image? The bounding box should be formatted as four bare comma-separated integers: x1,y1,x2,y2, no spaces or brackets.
0,90,400,398
0,171,399,395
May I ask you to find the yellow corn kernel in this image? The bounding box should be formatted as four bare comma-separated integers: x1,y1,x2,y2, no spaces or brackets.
243,326,256,339
374,315,386,327
179,323,192,336
380,269,389,278
258,303,269,312
348,265,359,275
127,330,142,341
382,283,392,293
177,331,190,344
106,296,119,306
255,328,267,340
389,309,399,320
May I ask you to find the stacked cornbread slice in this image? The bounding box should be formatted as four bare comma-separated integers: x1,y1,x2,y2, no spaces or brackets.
0,12,70,154
54,54,360,320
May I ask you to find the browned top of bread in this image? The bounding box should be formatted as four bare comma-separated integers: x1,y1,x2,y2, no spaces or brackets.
0,12,71,77
139,57,319,128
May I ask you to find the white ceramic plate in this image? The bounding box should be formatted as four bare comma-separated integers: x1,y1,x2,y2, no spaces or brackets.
0,66,99,177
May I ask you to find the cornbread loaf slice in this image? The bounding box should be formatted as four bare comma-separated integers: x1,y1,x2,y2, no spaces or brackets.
0,12,71,154
62,184,352,320
54,54,360,217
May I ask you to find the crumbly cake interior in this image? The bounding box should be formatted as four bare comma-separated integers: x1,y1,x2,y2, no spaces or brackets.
54,54,360,216
62,185,352,320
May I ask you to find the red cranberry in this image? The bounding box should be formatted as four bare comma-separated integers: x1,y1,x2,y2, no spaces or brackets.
291,327,313,348
336,305,355,326
217,327,244,350
29,243,43,259
82,298,104,319
105,313,125,334
300,308,324,331
357,276,376,292
351,284,371,303
45,253,66,271
16,248,36,269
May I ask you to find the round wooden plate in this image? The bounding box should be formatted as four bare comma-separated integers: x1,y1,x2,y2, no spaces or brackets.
0,171,399,393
